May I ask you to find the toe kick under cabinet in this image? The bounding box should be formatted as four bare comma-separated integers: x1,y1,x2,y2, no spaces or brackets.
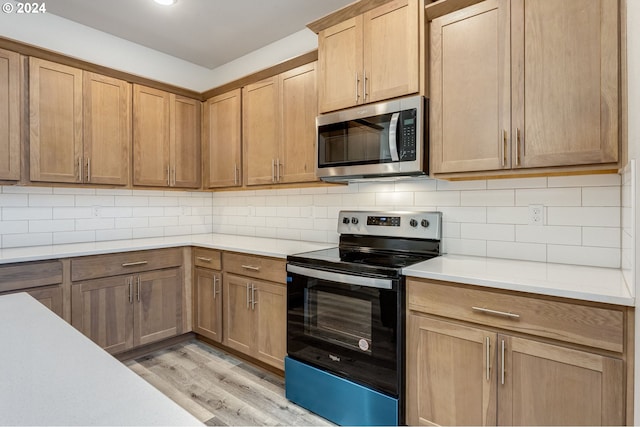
406,277,632,426
70,248,184,354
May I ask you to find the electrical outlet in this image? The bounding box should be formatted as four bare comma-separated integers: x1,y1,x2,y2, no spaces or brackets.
528,204,543,226
92,206,101,217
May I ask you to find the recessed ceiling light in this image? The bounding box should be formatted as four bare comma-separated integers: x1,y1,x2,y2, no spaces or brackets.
154,0,177,6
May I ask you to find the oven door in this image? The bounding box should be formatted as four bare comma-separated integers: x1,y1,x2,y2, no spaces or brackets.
286,264,403,397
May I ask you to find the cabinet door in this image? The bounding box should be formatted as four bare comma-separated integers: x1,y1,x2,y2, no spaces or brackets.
406,314,497,426
243,78,280,185
203,89,242,188
431,0,510,174
0,48,20,181
512,0,618,168
363,0,420,103
252,279,286,369
29,58,83,183
193,268,223,343
133,84,170,187
498,335,624,425
222,273,253,354
134,268,183,347
171,95,201,188
318,16,363,113
83,72,131,185
71,275,134,354
279,62,318,184
26,285,64,318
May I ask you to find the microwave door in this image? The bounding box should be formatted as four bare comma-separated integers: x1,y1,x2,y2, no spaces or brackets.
388,113,400,162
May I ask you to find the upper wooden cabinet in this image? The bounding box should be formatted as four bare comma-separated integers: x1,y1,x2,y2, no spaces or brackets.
243,62,318,186
30,58,131,185
0,48,21,181
317,0,420,113
203,89,242,188
430,0,619,176
133,84,201,188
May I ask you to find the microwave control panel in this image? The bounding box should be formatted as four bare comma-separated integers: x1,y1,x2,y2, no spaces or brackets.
399,109,417,161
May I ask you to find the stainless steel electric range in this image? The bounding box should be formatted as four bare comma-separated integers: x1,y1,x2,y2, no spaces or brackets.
285,210,442,426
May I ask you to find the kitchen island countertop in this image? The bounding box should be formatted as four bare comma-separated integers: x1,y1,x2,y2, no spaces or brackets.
0,292,202,426
403,254,634,306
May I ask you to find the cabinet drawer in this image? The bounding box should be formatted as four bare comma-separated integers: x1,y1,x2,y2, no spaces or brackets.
0,260,62,293
407,278,624,353
193,247,222,270
223,252,286,283
71,248,182,281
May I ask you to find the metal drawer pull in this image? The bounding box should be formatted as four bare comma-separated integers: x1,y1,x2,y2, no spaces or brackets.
246,283,251,309
251,284,257,310
121,261,148,267
241,264,261,271
197,257,212,262
501,339,506,385
213,276,220,299
485,337,490,381
128,277,133,303
472,306,520,319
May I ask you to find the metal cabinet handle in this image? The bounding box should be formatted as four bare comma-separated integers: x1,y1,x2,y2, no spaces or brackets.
77,157,83,182
276,158,281,182
86,158,91,182
122,261,148,267
472,306,520,319
167,165,171,186
502,130,507,167
234,163,239,185
515,128,521,166
501,339,506,385
355,72,360,103
363,69,368,102
137,275,141,302
485,336,490,381
246,283,251,309
128,277,133,303
241,264,261,271
251,284,257,310
213,276,220,299
271,159,276,183
197,257,212,263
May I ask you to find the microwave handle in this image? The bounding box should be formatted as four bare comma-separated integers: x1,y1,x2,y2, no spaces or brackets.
389,112,400,162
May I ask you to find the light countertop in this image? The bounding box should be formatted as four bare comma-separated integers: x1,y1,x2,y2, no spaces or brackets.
0,292,202,426
0,233,335,265
403,254,634,306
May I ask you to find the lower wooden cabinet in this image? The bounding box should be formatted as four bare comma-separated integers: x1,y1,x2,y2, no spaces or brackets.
71,267,183,354
0,260,64,318
406,278,628,426
193,267,223,343
223,273,286,369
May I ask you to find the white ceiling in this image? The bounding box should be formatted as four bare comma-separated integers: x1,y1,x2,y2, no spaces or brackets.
41,0,355,70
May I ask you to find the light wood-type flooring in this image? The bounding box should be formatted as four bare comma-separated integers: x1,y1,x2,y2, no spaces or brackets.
125,340,334,426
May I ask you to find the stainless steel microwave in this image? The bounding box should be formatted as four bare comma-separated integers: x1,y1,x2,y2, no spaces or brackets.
316,95,427,182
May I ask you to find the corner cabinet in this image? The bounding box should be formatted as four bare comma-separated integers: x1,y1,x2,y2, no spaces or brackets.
430,0,619,177
222,252,287,370
317,0,420,113
70,248,184,354
203,89,242,188
243,62,318,186
29,58,131,185
406,277,628,426
133,84,201,188
0,48,21,181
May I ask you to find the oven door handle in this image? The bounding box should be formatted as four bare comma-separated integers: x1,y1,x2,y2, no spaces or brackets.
287,264,393,290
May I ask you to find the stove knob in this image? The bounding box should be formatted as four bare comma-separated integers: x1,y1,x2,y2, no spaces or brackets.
351,217,359,225
342,217,350,224
421,219,430,228
409,219,418,228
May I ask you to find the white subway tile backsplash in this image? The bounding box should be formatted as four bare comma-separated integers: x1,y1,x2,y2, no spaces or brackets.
101,207,133,218
395,179,437,192
116,217,149,229
150,216,178,227
487,177,547,189
487,207,529,225
442,239,487,257
582,227,621,248
438,207,487,223
0,194,28,207
76,218,115,231
415,191,460,207
582,187,620,207
487,241,547,262
3,207,52,221
375,191,414,206
75,196,115,207
548,174,620,188
276,228,301,240
3,232,53,248
515,188,582,206
461,190,514,206
96,229,132,242
164,225,193,236
132,227,165,239
0,221,28,234
53,231,95,245
29,219,75,233
115,196,149,207
515,225,582,245
547,245,620,268
149,196,179,207
436,179,487,191
3,186,52,194
53,207,93,219
461,223,515,241
547,207,620,227
358,182,396,193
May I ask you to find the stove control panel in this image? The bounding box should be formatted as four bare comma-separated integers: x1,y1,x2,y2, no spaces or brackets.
338,210,442,240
